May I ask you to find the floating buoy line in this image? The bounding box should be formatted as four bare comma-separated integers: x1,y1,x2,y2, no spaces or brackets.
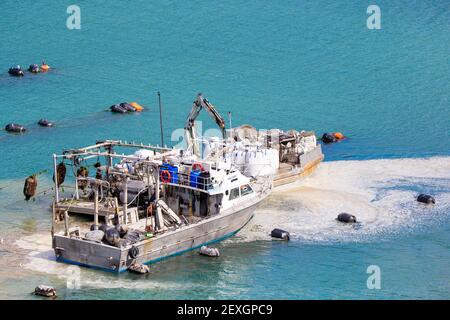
320,132,347,144
3,62,148,136
7,62,51,77
2,102,146,136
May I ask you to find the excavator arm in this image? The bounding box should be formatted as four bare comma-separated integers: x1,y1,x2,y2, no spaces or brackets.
184,93,226,157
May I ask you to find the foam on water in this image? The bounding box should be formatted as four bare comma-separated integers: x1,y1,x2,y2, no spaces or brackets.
239,157,450,243
14,234,196,291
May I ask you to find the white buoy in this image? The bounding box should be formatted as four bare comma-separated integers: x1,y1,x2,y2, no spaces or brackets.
199,245,220,257
128,264,150,274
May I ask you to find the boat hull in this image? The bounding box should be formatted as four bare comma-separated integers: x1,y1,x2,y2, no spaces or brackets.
273,145,324,188
53,201,258,273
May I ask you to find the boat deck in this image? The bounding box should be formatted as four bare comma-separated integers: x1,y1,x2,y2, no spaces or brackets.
55,199,140,225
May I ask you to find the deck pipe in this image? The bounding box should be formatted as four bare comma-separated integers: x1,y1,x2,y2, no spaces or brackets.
73,159,79,200
123,176,128,224
93,184,99,230
154,166,165,231
53,154,60,203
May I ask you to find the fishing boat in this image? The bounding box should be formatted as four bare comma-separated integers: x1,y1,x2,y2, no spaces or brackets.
51,140,272,272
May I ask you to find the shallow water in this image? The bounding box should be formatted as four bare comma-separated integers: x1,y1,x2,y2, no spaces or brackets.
0,0,449,299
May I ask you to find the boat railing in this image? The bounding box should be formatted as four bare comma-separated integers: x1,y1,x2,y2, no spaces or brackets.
159,167,213,191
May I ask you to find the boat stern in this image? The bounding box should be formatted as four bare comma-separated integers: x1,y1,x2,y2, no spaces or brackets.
53,234,126,273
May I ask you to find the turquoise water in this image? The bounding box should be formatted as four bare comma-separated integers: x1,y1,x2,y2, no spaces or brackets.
0,0,449,299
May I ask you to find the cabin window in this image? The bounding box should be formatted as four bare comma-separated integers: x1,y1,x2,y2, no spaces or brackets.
240,184,253,197
229,187,240,200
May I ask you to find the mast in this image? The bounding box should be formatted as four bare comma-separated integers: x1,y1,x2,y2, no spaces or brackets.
158,91,164,147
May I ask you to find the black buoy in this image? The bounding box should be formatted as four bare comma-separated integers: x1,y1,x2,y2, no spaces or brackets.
5,123,26,133
90,223,108,233
417,194,435,205
118,225,128,238
120,102,136,112
110,104,127,113
28,64,40,73
38,119,53,127
53,162,66,187
337,212,357,223
8,66,24,77
23,175,38,201
271,228,290,241
322,132,337,144
105,228,121,246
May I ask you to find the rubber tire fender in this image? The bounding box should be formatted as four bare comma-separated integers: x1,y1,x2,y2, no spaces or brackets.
129,245,140,259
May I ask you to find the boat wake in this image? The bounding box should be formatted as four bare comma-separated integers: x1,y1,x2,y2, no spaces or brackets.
238,157,450,243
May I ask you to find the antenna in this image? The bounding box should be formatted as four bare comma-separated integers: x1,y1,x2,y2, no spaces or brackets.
228,111,232,129
157,91,164,147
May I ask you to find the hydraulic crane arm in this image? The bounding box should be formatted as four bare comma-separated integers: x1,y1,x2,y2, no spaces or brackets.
185,93,226,157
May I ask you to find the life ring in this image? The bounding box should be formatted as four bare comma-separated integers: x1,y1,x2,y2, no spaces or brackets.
192,163,204,172
129,246,140,259
160,170,171,183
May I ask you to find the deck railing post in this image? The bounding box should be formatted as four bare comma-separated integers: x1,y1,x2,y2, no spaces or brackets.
53,154,60,203
51,200,56,237
123,176,128,224
64,210,69,236
73,159,79,200
146,165,152,230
